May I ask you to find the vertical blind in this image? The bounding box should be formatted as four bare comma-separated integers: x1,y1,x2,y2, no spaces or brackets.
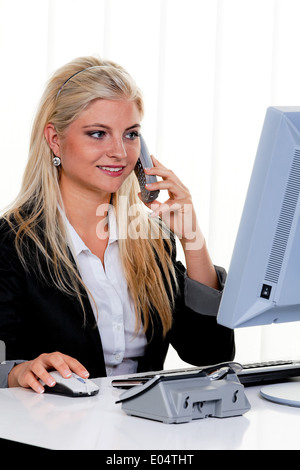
1,0,300,366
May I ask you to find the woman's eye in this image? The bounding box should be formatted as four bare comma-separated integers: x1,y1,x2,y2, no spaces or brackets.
125,130,140,140
88,131,106,139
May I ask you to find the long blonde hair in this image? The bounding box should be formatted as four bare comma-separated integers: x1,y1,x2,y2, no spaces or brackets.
4,56,177,336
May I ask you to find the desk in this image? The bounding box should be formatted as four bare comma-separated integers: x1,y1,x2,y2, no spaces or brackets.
1,377,300,450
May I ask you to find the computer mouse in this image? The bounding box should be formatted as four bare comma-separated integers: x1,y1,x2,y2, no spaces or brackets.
41,371,99,397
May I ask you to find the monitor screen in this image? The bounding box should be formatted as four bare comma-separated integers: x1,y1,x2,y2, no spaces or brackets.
217,106,300,330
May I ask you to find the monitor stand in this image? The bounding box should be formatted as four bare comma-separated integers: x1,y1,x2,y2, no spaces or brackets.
260,382,300,407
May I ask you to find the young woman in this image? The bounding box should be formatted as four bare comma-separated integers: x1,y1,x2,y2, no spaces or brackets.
0,56,234,392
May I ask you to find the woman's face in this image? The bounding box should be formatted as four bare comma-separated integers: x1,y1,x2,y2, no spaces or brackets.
46,98,142,201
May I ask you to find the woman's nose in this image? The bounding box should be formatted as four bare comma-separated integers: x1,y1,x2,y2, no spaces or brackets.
106,137,127,158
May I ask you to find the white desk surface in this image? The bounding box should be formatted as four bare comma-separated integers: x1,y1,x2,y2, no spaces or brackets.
1,376,300,451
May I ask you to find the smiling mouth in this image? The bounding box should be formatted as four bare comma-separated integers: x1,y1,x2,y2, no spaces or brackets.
97,165,125,176
99,166,124,172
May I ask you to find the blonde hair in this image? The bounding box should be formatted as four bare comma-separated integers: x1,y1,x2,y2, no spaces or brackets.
4,56,177,336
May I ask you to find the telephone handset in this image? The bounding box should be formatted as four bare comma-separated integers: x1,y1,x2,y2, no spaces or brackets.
134,135,160,203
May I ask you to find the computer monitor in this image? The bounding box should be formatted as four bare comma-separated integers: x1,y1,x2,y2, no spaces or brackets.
217,106,300,406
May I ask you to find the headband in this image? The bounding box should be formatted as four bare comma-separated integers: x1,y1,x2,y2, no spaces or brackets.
56,65,107,98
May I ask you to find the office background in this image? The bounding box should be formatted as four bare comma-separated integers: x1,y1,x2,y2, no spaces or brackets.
0,0,300,368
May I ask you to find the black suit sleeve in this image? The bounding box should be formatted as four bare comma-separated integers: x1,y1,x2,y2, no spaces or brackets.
169,259,235,367
0,220,107,380
0,226,26,360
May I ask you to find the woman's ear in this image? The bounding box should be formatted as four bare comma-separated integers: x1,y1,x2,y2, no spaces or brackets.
44,123,61,157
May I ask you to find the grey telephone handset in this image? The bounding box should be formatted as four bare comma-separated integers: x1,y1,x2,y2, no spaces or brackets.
134,135,160,203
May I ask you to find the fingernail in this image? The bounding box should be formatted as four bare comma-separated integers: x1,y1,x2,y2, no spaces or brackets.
47,377,56,387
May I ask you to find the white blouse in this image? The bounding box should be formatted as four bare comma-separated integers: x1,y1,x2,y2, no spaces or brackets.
63,208,147,377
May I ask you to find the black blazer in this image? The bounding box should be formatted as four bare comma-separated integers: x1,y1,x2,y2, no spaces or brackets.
0,219,234,378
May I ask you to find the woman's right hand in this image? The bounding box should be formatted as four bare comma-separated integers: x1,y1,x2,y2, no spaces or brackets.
7,352,90,393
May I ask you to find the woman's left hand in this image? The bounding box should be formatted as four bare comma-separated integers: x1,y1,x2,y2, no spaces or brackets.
141,156,219,289
142,156,204,251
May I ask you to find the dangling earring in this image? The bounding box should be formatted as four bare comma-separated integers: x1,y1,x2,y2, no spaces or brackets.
52,156,61,167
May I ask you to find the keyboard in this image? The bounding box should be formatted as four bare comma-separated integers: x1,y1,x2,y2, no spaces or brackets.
111,360,300,388
238,360,300,385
